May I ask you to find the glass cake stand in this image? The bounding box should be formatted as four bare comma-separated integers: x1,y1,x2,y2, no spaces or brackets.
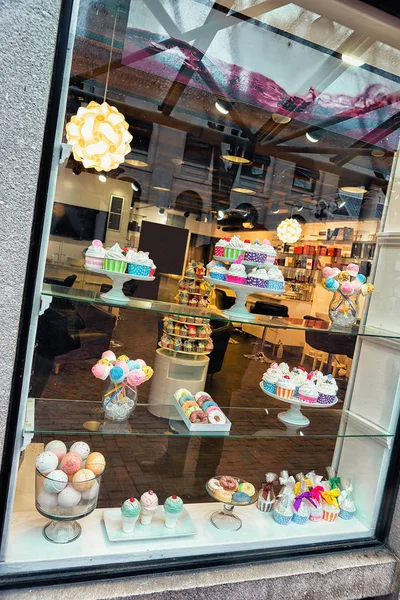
259,381,338,426
85,265,154,305
206,476,257,532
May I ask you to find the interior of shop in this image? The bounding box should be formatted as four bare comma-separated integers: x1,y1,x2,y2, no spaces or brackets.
4,0,400,576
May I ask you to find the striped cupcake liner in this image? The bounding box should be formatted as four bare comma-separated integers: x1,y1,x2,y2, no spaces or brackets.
263,381,277,394
265,256,276,265
128,264,151,276
322,509,338,522
214,247,225,257
309,513,323,522
257,498,275,513
276,386,294,399
85,256,104,269
210,272,226,281
292,513,308,525
224,248,242,260
104,258,127,273
247,277,268,288
317,393,336,405
294,386,300,397
226,275,247,284
339,509,356,520
299,393,318,404
273,510,292,525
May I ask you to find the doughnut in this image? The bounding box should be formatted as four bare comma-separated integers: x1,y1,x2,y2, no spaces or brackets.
232,491,251,505
208,477,223,492
195,391,211,402
186,405,200,417
238,482,256,496
219,476,238,491
181,400,199,412
189,410,208,423
196,394,212,408
174,388,191,401
206,409,227,424
214,488,232,503
179,394,194,406
202,400,219,411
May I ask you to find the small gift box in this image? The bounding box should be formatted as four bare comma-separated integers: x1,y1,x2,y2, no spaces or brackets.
257,472,278,513
273,473,295,526
326,465,342,491
306,471,324,521
338,477,356,520
321,487,340,522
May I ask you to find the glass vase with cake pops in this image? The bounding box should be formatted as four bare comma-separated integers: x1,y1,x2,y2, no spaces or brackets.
206,475,257,532
35,440,105,543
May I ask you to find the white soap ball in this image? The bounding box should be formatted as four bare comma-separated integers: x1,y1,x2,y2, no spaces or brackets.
69,441,91,460
44,440,67,461
81,480,99,501
37,490,58,510
58,486,82,508
35,451,58,475
43,470,68,494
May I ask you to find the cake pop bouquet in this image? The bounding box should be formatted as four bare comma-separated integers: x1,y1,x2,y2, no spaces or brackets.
321,263,374,329
92,351,153,422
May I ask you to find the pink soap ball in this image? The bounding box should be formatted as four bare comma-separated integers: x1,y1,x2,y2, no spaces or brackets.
347,263,359,275
115,361,130,376
60,451,82,475
340,281,354,295
134,359,147,368
92,363,111,380
102,350,116,362
127,369,147,386
352,279,362,292
331,268,341,277
45,440,67,461
322,266,336,279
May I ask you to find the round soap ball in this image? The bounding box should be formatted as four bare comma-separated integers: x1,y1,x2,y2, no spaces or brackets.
110,365,125,383
44,440,67,461
82,480,100,501
60,452,82,475
85,452,106,475
37,489,59,510
35,451,59,475
70,441,91,460
43,469,68,494
58,486,82,509
72,469,95,492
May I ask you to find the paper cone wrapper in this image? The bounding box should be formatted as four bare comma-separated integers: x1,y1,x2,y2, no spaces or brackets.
165,511,181,529
140,506,157,525
122,514,139,533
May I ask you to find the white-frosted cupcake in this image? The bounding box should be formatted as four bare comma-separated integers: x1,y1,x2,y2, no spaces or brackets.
278,362,290,375
247,268,269,289
264,243,277,266
262,365,281,394
226,262,247,284
214,238,229,257
104,243,128,273
276,375,296,399
225,235,245,260
127,250,154,277
317,376,338,404
85,240,106,269
298,381,319,404
210,262,228,281
267,267,284,291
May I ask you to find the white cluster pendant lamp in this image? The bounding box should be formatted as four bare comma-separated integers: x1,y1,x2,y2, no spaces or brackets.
277,217,302,244
65,12,132,172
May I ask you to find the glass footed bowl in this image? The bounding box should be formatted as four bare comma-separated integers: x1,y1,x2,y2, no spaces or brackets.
206,475,257,532
35,468,102,544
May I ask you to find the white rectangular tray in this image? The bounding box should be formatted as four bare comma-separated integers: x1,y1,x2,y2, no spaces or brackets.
173,397,232,432
103,506,197,542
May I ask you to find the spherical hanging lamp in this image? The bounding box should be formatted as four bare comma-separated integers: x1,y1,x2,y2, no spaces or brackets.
277,218,302,244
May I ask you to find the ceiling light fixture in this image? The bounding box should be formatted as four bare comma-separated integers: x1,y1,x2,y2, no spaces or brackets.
242,221,254,229
221,155,252,164
342,54,365,67
271,203,280,214
153,186,170,191
271,113,291,124
125,159,148,168
232,187,256,195
217,210,225,219
98,174,107,183
158,208,165,215
306,127,323,143
131,181,139,191
340,186,368,195
215,99,232,115
277,218,302,244
296,205,304,212
371,148,385,158
338,200,346,208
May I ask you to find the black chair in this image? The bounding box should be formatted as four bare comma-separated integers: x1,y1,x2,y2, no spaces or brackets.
303,314,357,371
213,288,235,310
100,280,138,297
208,319,234,376
250,301,289,318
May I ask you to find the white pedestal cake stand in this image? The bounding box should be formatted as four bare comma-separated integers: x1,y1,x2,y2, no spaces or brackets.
204,276,284,321
85,266,154,305
259,382,338,427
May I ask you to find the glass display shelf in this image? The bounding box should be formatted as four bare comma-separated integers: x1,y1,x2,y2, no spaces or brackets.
41,283,399,338
24,398,393,439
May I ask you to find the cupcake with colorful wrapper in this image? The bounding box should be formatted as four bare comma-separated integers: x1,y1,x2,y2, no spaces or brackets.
317,375,337,404
127,250,154,277
298,380,319,404
214,237,230,257
278,362,290,375
245,239,266,264
292,485,311,525
266,266,285,291
326,465,342,491
257,472,278,513
291,366,308,397
276,375,295,399
321,486,340,522
209,262,228,281
121,497,141,533
247,268,269,289
338,478,356,520
85,239,106,269
226,261,247,285
104,243,128,273
262,363,281,394
306,471,324,521
225,235,245,260
264,242,277,266
273,474,295,525
164,495,183,529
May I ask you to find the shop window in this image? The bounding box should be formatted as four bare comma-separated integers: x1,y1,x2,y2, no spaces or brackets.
107,194,124,231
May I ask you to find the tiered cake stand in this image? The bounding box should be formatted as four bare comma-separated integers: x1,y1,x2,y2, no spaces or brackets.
205,256,284,320
259,381,338,426
85,265,154,305
159,315,212,358
174,274,213,309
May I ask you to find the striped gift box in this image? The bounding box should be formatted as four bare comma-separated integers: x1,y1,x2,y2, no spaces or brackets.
104,258,127,273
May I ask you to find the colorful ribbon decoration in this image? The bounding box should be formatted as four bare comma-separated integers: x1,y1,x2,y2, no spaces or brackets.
261,480,278,500
294,479,312,496
321,488,340,507
311,486,325,502
328,476,342,490
293,491,317,511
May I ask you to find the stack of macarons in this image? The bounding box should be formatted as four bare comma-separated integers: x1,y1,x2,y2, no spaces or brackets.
174,389,227,425
207,476,256,505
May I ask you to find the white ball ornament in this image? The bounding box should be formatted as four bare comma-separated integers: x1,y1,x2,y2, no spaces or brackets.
58,487,82,509
81,480,100,501
35,451,59,475
37,490,59,510
43,470,68,494
277,218,302,244
70,441,91,460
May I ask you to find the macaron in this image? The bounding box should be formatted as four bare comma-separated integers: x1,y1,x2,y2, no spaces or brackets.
238,482,256,496
201,400,219,411
232,491,252,505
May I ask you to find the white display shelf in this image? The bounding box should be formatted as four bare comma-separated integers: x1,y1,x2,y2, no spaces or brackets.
213,255,275,268
163,330,210,341
158,344,211,357
259,382,338,427
205,276,284,321
167,317,210,325
3,506,371,575
85,266,154,305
